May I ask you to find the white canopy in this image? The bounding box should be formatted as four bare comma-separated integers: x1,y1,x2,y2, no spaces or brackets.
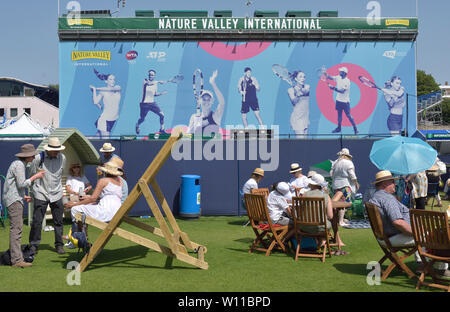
0,113,47,137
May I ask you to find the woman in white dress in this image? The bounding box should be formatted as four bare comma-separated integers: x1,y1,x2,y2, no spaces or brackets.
64,161,123,228
90,69,122,139
287,71,310,136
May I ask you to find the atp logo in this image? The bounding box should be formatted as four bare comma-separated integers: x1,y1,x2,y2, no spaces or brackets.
383,50,397,59
146,51,167,62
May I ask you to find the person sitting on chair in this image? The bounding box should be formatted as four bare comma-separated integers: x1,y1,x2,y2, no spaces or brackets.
368,170,422,271
302,173,338,248
242,168,264,194
288,163,309,195
267,182,293,225
66,163,92,200
64,161,123,234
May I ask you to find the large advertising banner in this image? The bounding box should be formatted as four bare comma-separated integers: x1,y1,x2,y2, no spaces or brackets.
59,41,416,137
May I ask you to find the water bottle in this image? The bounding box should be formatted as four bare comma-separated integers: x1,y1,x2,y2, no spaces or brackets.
79,187,85,200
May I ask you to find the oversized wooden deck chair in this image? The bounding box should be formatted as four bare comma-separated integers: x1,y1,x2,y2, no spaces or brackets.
365,202,417,280
74,128,208,272
292,196,332,262
410,209,450,292
243,193,289,256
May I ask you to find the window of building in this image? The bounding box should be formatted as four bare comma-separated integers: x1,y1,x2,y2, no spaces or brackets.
0,108,4,117
12,85,21,96
10,108,18,117
24,108,31,115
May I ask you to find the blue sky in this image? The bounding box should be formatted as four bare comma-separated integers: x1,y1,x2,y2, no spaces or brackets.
0,0,449,86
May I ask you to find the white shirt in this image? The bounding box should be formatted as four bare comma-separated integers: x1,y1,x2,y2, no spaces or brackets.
242,178,258,194
267,190,290,222
66,175,90,194
330,158,357,192
289,175,309,193
332,76,350,103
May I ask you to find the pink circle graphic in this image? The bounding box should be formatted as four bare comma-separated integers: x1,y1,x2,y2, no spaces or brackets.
316,63,378,126
198,42,272,61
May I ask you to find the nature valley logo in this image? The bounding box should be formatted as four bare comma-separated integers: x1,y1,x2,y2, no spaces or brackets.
71,51,111,61
385,19,410,27
67,18,94,26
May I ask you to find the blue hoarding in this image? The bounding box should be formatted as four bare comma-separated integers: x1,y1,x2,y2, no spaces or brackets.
60,41,416,137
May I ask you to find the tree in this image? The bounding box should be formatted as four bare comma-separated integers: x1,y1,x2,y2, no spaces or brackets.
49,84,59,92
416,70,440,96
442,99,450,124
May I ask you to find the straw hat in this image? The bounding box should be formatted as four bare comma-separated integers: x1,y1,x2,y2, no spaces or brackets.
252,168,264,177
373,170,399,185
15,144,38,158
109,157,124,169
307,170,317,178
276,182,293,199
100,142,115,153
427,164,439,171
98,161,123,176
44,137,65,151
290,163,302,173
337,148,352,158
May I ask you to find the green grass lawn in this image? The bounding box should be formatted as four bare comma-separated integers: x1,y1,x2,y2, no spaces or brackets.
0,198,448,292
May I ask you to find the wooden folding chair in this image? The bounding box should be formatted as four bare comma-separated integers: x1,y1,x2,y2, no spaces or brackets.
250,188,269,198
291,196,332,262
239,188,270,227
364,202,417,280
410,209,450,292
244,193,289,256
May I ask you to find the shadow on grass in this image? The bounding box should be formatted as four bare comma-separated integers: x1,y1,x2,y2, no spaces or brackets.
333,261,420,286
52,245,201,272
333,263,376,277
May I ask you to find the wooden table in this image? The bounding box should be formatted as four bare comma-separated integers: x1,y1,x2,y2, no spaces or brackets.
332,201,353,209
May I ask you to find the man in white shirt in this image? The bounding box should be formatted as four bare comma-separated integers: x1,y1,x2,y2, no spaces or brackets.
288,163,309,195
242,168,264,194
267,182,293,225
327,67,358,135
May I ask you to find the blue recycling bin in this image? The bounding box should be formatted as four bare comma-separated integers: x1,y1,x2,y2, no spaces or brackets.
180,175,201,219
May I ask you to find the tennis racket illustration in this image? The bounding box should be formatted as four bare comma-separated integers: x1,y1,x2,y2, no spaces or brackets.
272,64,293,86
168,74,184,84
193,69,204,116
359,76,381,90
316,65,330,82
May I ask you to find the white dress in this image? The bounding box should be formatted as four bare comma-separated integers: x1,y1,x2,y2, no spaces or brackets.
71,180,123,223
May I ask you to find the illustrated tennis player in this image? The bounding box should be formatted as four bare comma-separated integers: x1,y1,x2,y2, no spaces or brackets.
381,76,405,135
187,70,225,135
90,69,121,139
237,67,263,128
135,69,171,135
287,70,310,135
326,67,359,135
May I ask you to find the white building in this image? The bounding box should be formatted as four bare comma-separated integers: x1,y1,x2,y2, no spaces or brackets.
0,77,59,128
440,82,450,99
